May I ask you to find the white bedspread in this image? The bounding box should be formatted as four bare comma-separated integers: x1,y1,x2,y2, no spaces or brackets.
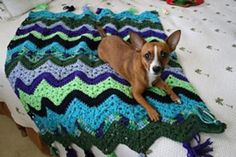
0,0,235,156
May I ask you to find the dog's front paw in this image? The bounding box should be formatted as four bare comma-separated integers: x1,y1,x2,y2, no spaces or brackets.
175,98,181,104
171,94,181,104
147,107,160,122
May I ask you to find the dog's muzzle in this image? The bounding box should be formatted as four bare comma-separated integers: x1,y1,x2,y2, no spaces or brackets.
152,66,162,75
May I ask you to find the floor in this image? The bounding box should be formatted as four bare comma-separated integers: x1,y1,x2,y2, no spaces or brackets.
0,115,49,157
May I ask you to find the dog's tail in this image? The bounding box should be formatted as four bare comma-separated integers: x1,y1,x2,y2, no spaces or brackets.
96,26,107,38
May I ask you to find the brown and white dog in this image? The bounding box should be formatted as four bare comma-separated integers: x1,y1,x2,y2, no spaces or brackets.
97,27,181,121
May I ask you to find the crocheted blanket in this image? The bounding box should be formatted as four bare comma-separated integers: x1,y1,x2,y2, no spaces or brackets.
5,8,226,156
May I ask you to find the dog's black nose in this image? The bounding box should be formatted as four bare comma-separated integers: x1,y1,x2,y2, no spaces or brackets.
153,66,161,73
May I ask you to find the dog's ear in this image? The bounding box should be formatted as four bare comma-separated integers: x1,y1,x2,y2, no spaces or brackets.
166,30,181,52
129,32,146,51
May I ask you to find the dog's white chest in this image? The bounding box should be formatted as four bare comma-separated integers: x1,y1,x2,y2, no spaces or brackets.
147,72,158,87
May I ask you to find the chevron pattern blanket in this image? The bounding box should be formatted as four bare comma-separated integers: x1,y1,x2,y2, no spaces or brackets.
5,8,226,156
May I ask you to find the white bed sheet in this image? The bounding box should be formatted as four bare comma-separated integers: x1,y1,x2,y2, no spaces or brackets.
0,0,235,156
0,14,38,130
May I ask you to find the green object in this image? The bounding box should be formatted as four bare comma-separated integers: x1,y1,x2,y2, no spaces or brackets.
33,3,49,12
18,75,197,112
21,16,164,30
41,115,226,154
128,7,138,14
49,146,59,157
106,152,117,157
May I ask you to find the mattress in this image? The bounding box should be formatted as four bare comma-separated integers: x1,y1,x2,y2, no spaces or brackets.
0,0,235,156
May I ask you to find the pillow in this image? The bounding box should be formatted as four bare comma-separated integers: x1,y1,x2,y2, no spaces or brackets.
2,0,51,17
0,1,11,20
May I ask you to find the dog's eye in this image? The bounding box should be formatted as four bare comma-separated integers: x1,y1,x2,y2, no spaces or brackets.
144,52,151,60
161,51,169,58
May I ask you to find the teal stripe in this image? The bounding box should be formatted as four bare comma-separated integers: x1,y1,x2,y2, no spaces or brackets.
33,94,207,134
28,9,160,23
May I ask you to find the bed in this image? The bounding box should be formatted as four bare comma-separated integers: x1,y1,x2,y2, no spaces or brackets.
0,0,235,157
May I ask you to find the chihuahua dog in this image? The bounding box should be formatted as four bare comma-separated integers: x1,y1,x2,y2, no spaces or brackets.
97,27,181,121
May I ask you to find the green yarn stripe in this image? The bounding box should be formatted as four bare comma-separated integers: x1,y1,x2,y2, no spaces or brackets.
41,115,226,154
12,31,164,43
19,77,132,111
22,16,164,30
18,75,196,112
168,59,181,68
106,152,117,157
13,31,102,42
6,52,181,77
5,55,104,77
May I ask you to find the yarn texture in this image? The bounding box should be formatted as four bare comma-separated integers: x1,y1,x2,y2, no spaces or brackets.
5,8,225,155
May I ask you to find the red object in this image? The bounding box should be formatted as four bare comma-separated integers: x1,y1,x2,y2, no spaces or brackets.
166,0,204,7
